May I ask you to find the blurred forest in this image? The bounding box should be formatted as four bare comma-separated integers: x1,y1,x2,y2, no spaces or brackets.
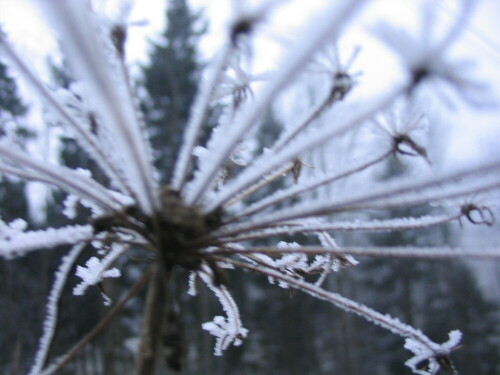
1,0,499,374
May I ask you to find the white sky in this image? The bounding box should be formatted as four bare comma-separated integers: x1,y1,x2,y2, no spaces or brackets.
0,0,499,165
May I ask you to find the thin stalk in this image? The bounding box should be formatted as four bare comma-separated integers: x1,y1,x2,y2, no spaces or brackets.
219,158,500,235
29,244,86,375
224,162,294,208
215,212,461,241
0,35,133,197
134,265,169,375
40,268,152,375
218,256,450,355
172,43,233,191
0,144,123,213
231,149,391,221
209,245,500,259
272,89,336,153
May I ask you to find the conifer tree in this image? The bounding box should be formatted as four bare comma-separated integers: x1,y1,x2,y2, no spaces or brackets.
0,61,33,374
142,0,201,183
0,62,29,221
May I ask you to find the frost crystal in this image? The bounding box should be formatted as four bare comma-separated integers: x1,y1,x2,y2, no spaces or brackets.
199,266,248,355
404,330,462,375
73,248,123,297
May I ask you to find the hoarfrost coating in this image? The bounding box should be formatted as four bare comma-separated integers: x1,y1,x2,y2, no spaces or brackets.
0,0,499,374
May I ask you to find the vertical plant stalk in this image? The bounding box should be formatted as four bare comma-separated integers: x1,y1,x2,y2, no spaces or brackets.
134,265,168,375
40,268,152,375
29,244,86,375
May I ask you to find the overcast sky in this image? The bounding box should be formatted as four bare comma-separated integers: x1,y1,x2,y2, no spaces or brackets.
1,0,499,164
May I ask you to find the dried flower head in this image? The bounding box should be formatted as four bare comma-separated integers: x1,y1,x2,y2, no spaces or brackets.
0,1,499,374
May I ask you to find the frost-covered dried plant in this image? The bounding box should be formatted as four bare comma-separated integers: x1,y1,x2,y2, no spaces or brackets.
0,1,499,374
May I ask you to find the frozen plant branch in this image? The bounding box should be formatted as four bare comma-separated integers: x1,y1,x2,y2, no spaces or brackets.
39,268,152,375
222,256,463,374
214,212,462,242
212,245,500,260
38,0,159,214
0,34,133,195
172,43,234,191
0,223,93,259
29,243,86,375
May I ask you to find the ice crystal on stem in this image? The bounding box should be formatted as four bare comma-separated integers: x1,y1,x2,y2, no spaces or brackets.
0,0,499,374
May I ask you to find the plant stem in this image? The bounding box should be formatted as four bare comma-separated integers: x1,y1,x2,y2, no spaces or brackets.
134,265,169,375
41,268,151,375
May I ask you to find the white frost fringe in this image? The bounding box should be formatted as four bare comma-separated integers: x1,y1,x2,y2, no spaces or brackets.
198,265,248,356
29,243,86,375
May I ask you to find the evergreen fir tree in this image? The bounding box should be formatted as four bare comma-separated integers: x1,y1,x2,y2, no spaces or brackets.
142,0,202,183
0,61,34,375
0,62,29,221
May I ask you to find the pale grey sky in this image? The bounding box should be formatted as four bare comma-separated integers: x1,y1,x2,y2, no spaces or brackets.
1,0,499,163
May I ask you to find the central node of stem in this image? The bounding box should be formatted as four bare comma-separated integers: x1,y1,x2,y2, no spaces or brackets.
156,186,222,271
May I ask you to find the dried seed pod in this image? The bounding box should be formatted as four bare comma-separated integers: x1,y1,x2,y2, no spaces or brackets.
230,17,255,45
111,24,127,60
291,158,303,183
393,133,429,162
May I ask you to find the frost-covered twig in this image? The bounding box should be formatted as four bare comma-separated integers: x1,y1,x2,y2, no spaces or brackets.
221,256,463,374
29,243,86,375
172,43,233,191
225,158,500,233
198,264,248,355
39,267,152,375
210,245,500,259
0,142,124,212
215,212,462,241
232,149,391,220
224,161,294,208
0,34,133,195
0,224,93,259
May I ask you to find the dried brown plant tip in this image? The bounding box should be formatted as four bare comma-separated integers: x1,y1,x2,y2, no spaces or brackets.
392,133,428,160
232,83,252,110
230,17,255,45
410,65,431,88
437,355,459,375
330,71,353,101
110,24,127,60
291,158,303,183
460,203,495,226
